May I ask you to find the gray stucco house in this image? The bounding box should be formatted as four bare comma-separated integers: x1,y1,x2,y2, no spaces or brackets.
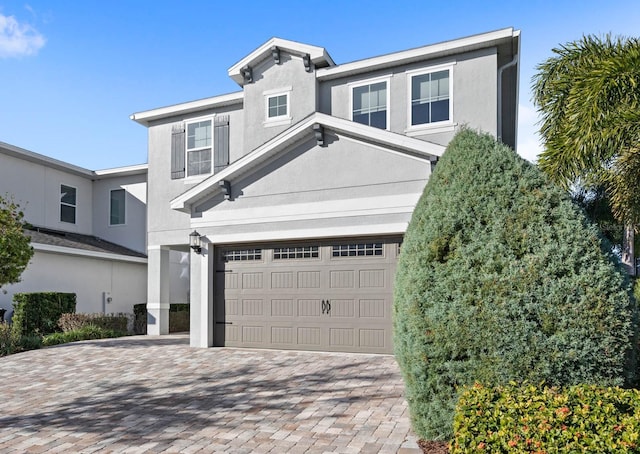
131,28,520,353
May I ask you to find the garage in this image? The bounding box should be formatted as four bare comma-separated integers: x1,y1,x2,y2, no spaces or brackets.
213,237,401,354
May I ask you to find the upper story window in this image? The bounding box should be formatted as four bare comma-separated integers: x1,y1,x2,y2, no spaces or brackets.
268,94,288,118
409,66,452,127
186,119,212,177
264,87,292,127
171,116,229,180
351,77,389,130
60,184,76,224
109,189,125,226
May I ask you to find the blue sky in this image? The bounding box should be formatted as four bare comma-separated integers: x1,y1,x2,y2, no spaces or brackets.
1,1,639,169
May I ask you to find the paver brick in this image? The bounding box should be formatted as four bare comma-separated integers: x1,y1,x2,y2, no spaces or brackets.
0,335,419,452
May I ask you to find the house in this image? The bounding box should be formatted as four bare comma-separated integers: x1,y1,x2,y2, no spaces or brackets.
0,141,152,318
130,28,520,353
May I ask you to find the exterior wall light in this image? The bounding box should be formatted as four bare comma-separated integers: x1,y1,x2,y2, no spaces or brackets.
189,230,202,254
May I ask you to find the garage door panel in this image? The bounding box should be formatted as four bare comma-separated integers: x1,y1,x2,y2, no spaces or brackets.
215,238,398,354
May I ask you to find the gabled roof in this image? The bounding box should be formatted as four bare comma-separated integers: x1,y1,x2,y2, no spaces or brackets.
170,113,444,212
317,27,520,81
228,37,335,86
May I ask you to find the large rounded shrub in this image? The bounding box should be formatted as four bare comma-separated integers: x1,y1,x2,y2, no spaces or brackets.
393,129,638,440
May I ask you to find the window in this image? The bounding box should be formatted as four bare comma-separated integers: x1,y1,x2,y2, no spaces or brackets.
410,68,451,126
268,94,288,118
274,246,319,259
60,184,76,224
332,243,383,257
223,249,262,261
109,189,125,225
351,79,388,129
186,119,212,177
264,87,292,126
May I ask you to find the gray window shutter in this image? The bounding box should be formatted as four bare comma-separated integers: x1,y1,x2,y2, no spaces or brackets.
171,123,186,179
214,115,230,173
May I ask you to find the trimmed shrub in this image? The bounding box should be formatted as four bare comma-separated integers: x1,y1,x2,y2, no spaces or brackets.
42,325,126,347
58,313,128,333
452,382,640,453
133,303,147,335
11,292,76,336
0,321,18,356
393,129,638,439
169,303,189,332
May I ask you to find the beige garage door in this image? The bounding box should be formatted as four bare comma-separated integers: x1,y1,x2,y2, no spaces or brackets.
213,238,400,354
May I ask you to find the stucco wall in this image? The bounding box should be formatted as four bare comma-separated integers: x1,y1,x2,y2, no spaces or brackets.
92,174,147,253
318,47,498,146
191,131,431,244
241,51,317,152
0,250,147,317
0,152,94,234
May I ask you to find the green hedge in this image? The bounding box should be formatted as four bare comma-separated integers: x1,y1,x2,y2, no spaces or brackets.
58,313,128,333
42,325,127,347
12,292,76,336
452,382,640,453
133,303,147,334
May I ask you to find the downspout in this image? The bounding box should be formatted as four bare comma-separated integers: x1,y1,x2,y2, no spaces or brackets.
497,50,519,144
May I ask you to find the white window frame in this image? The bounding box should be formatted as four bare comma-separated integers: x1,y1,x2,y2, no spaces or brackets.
60,184,77,224
185,115,215,180
264,86,292,127
405,63,455,135
109,188,126,226
348,75,391,131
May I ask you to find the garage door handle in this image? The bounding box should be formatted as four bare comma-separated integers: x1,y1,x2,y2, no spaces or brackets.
326,300,331,314
321,300,327,314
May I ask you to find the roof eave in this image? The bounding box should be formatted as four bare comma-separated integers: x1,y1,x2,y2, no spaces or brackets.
317,27,519,81
130,91,244,126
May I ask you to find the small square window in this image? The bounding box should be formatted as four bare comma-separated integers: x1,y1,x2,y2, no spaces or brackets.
268,94,288,118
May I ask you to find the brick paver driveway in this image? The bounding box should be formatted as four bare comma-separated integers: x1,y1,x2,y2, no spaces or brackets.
0,335,419,453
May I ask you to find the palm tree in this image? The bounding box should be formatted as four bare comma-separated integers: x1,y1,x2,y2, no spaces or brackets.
533,35,640,275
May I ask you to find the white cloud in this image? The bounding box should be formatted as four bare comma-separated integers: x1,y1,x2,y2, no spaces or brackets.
0,13,45,58
516,102,543,163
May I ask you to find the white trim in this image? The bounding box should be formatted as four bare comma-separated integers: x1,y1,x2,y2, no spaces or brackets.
94,164,148,178
264,88,292,126
202,223,409,245
32,243,147,264
228,37,334,85
193,194,422,228
406,64,455,132
263,86,292,96
108,188,126,227
129,92,243,126
348,75,391,131
317,28,519,81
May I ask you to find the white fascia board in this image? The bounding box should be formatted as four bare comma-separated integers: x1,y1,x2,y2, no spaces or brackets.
94,163,148,178
33,243,148,264
202,224,409,246
0,141,94,178
317,28,518,81
130,92,244,126
228,37,335,85
170,112,444,212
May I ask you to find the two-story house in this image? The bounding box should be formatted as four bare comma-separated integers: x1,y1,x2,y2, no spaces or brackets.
0,141,154,317
131,28,520,353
